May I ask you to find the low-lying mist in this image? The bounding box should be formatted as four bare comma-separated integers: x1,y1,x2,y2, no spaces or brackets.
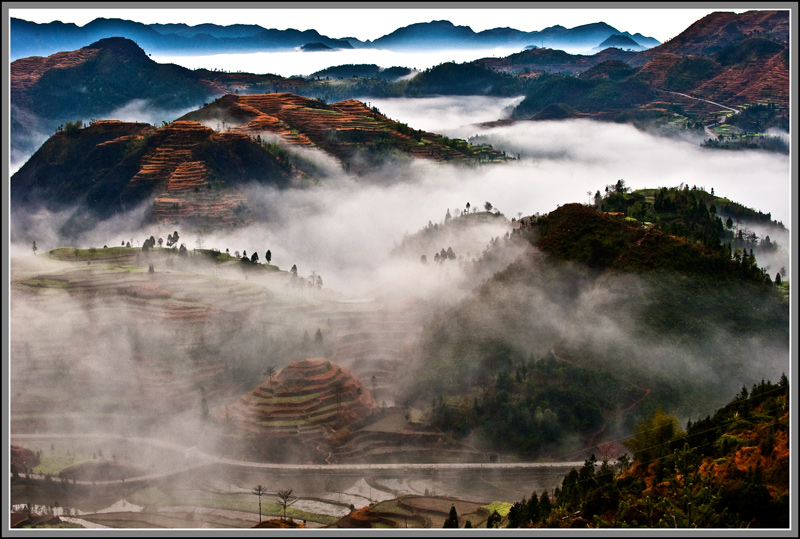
12,109,791,295
9,96,791,468
355,95,524,132
151,47,524,78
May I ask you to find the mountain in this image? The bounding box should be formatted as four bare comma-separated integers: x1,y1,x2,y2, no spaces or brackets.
9,17,353,59
177,93,511,171
505,10,788,135
310,64,412,81
363,20,660,53
10,118,297,236
11,92,511,236
368,20,476,49
476,46,637,75
401,191,788,459
632,9,789,66
10,16,658,59
593,34,646,52
10,37,217,166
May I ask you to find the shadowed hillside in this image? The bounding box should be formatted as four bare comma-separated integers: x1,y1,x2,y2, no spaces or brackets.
10,117,298,237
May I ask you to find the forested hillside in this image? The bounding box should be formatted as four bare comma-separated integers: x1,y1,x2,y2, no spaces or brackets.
400,188,789,461
502,377,789,528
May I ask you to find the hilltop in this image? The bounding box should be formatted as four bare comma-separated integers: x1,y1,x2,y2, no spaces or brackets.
10,118,297,236
11,92,510,237
400,188,788,461
179,93,511,172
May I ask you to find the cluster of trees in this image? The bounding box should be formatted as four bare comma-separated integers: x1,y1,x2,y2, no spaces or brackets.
502,376,789,528
428,351,633,457
239,249,272,266
251,485,297,523
432,247,456,264
584,185,782,286
512,72,653,119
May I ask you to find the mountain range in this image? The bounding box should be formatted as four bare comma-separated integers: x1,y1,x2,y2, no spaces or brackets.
10,9,788,170
9,16,659,60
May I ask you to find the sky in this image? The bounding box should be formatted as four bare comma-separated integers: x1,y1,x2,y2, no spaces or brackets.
8,5,753,44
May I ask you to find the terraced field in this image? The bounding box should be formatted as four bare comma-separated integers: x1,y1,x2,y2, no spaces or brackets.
182,93,511,172
227,358,377,441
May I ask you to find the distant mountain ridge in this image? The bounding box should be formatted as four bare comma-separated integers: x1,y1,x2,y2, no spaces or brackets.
9,16,659,60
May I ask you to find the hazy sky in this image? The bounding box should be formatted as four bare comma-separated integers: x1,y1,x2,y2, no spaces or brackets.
9,5,751,43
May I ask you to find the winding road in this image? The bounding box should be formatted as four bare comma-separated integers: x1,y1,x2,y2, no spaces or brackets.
12,432,585,487
662,90,741,115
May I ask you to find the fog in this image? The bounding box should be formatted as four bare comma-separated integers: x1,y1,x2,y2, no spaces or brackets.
9,95,792,521
103,99,200,128
355,95,524,132
11,98,791,293
151,47,523,78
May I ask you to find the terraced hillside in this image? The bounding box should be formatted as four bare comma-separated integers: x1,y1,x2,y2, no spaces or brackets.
180,93,511,172
11,118,297,233
227,358,377,441
9,248,288,430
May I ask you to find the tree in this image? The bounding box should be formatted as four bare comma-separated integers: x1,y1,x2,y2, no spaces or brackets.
276,488,297,521
291,264,298,276
623,408,685,464
484,201,493,212
195,232,205,250
251,252,259,264
486,509,502,528
443,505,459,528
32,241,37,255
539,490,552,521
527,492,540,523
315,328,323,345
775,273,781,286
265,250,272,265
264,365,276,387
252,485,268,522
158,237,163,247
